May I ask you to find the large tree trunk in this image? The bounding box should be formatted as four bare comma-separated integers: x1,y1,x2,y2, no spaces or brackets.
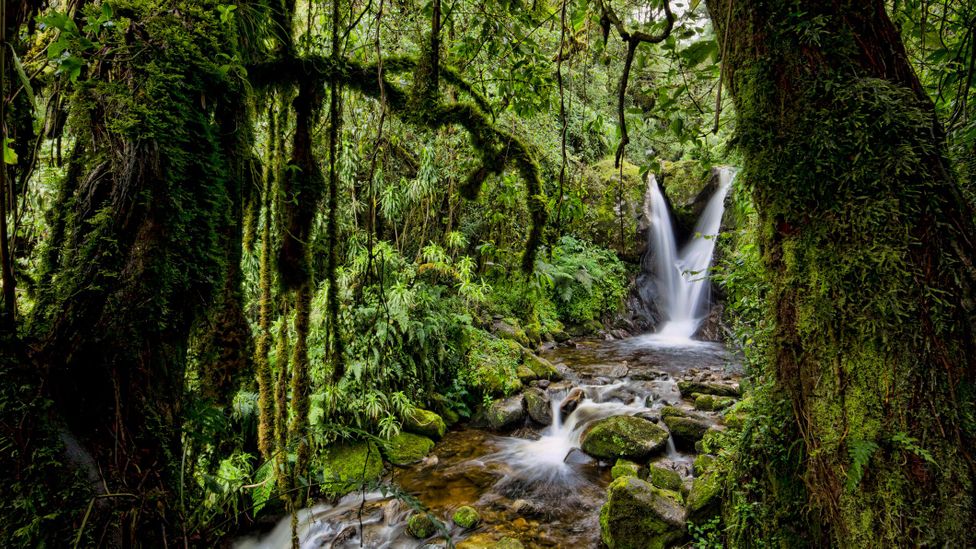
706,0,976,545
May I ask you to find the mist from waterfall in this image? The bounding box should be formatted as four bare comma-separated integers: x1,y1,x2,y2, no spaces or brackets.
646,168,735,341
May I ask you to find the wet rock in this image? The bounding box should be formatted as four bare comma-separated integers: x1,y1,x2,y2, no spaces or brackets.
564,447,597,465
611,458,644,480
687,471,722,524
659,405,687,419
599,476,686,549
486,394,526,431
457,533,525,549
320,441,383,496
510,498,544,517
606,364,630,378
635,411,662,424
580,415,669,461
533,379,551,390
677,380,740,398
407,512,436,538
380,432,435,466
647,464,682,492
693,393,736,411
662,415,711,452
523,352,562,380
523,387,552,426
516,364,538,384
558,387,585,420
496,537,525,549
452,505,481,529
404,408,447,440
631,370,667,381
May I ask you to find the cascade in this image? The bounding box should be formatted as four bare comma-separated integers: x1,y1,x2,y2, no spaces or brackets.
646,168,734,340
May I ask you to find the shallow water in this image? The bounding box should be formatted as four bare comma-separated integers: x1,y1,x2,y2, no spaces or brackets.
237,335,739,548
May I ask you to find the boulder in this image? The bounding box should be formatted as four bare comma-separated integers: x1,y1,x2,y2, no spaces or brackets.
523,352,562,380
581,415,669,461
492,318,529,347
611,459,644,480
662,415,710,452
647,464,682,492
677,380,740,398
452,505,481,529
407,512,437,539
693,454,716,476
523,387,552,425
380,432,435,466
693,393,736,411
687,471,722,524
558,387,585,420
516,364,538,384
320,441,383,497
599,476,686,549
486,394,526,431
404,408,447,440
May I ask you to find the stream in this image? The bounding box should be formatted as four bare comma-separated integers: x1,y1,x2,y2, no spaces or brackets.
237,335,739,548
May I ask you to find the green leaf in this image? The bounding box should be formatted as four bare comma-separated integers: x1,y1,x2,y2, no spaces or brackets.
3,138,18,165
8,46,38,111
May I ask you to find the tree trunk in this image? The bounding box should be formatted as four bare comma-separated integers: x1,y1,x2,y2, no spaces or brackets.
706,0,976,545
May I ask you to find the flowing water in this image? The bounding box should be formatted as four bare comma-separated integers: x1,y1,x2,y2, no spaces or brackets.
238,171,738,548
646,168,735,341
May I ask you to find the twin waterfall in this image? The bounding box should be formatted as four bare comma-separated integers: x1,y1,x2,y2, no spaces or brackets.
646,168,734,341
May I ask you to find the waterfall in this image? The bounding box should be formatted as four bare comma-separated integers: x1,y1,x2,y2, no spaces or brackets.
646,168,734,340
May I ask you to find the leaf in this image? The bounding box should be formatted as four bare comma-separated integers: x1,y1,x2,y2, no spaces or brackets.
3,138,18,165
8,46,38,112
845,439,878,491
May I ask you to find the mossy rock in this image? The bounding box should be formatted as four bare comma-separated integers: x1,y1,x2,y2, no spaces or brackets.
599,476,686,549
516,364,538,383
468,329,524,397
407,512,437,539
457,534,525,549
687,471,722,524
662,415,710,452
320,441,383,496
581,415,669,461
523,387,552,425
380,432,435,466
659,405,686,419
453,505,481,529
693,393,736,411
523,351,562,380
492,317,529,347
693,454,716,476
430,393,462,426
611,458,644,480
647,464,682,492
495,538,524,549
677,380,740,398
404,408,447,440
486,394,526,431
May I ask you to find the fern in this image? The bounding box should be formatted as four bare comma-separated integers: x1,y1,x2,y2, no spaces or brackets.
845,439,879,491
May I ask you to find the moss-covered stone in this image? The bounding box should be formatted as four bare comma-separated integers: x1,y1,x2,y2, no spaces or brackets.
662,415,710,452
485,394,526,431
677,381,740,398
493,317,529,347
599,476,686,549
693,454,717,476
468,329,524,397
380,432,435,466
611,459,644,479
407,512,437,538
523,387,552,425
647,464,682,492
516,364,537,384
659,406,686,419
523,352,561,380
452,505,481,529
581,415,669,461
320,441,383,496
693,393,736,411
456,534,524,549
687,471,722,524
403,408,447,440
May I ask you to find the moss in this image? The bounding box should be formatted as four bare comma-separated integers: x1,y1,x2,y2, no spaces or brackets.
677,381,740,398
693,394,736,411
452,505,481,528
693,454,716,476
407,512,437,539
403,408,447,440
687,471,722,524
581,415,669,461
662,416,710,452
647,464,682,492
319,441,383,497
611,459,643,480
522,352,561,380
599,476,686,549
467,329,523,397
381,432,435,466
516,365,537,384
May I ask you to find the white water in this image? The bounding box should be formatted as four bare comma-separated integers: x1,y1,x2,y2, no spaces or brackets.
646,168,735,340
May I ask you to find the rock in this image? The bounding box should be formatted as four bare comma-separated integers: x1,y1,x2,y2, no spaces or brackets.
558,387,585,419
452,505,481,529
647,464,682,492
606,364,629,378
659,405,687,419
535,379,551,389
523,387,552,425
687,471,722,524
380,432,435,466
516,364,538,384
457,534,524,549
486,394,526,431
564,447,597,465
693,393,736,411
523,352,562,380
599,476,686,549
611,458,644,480
631,370,667,381
693,454,716,476
662,415,711,452
495,537,524,549
404,408,447,440
492,318,530,347
581,415,669,461
407,512,437,539
320,441,383,496
635,411,661,423
677,380,740,398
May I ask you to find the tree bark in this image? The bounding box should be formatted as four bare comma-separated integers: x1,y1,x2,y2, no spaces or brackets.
706,0,976,545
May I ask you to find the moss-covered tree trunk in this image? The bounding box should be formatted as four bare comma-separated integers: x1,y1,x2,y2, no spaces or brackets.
706,0,976,545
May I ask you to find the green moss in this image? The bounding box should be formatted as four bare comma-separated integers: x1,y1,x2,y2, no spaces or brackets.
599,476,686,549
693,394,736,411
403,408,447,440
647,464,682,492
522,352,560,380
662,416,710,452
687,471,722,524
467,329,523,397
581,415,669,461
611,459,643,480
693,454,716,476
381,432,435,466
452,505,481,529
407,512,437,538
319,441,383,497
